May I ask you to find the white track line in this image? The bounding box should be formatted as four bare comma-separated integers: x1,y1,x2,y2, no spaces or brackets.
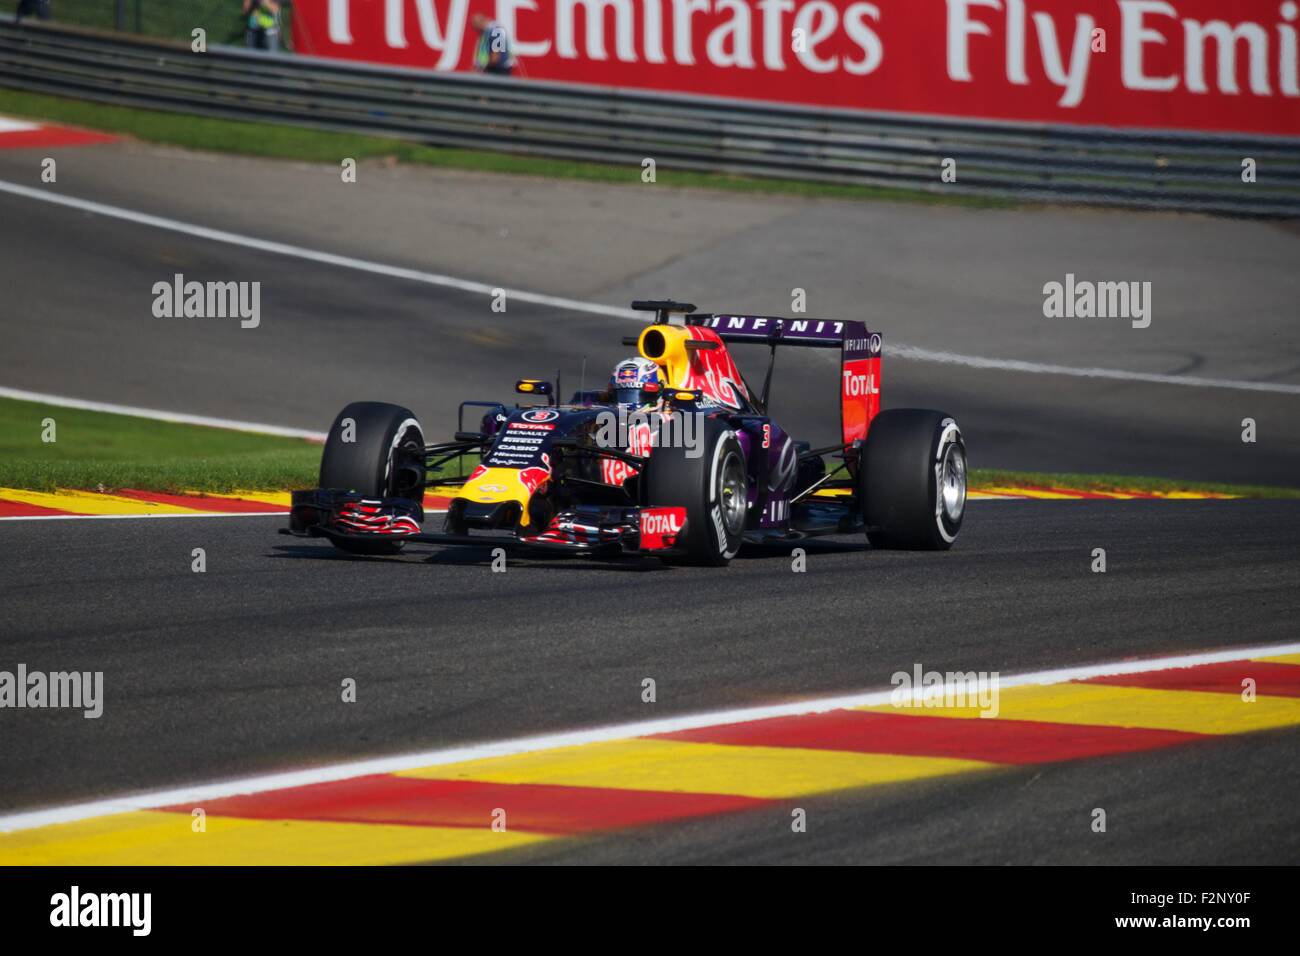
889,345,1300,395
0,179,636,320
2,179,1298,396
0,117,40,134
0,385,325,440
2,639,1296,834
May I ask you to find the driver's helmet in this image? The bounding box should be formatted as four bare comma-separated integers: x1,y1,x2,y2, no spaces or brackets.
610,357,660,410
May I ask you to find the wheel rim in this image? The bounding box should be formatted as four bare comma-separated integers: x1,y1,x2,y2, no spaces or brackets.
388,427,425,499
718,450,747,538
939,441,967,524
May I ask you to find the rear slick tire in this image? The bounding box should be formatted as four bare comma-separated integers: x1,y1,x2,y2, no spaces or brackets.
861,409,966,551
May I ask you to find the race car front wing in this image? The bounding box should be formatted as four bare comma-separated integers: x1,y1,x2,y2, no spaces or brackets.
283,489,691,557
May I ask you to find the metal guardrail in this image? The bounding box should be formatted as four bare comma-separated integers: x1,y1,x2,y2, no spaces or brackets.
2,20,1298,217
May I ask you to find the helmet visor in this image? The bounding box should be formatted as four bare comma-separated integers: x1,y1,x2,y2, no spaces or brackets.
614,384,649,407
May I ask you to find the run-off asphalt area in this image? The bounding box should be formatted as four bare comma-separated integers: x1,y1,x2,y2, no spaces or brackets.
1,501,1297,863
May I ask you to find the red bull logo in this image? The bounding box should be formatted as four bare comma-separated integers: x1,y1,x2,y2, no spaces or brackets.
457,455,551,527
677,328,748,410
518,460,551,494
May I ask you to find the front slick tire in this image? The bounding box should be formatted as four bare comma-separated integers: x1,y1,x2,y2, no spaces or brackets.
319,401,425,556
861,409,966,551
642,415,747,566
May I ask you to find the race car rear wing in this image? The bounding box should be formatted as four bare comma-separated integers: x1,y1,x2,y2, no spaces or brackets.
686,313,866,348
685,313,881,446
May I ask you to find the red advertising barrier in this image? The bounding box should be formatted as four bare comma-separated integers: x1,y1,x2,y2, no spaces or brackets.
293,1,1300,136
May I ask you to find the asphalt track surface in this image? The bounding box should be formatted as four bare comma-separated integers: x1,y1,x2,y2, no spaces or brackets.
2,502,1299,862
1,141,1299,863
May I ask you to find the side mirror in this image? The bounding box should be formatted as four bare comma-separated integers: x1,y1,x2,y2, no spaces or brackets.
516,379,556,405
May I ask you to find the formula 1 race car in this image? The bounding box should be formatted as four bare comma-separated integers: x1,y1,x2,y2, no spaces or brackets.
285,300,966,565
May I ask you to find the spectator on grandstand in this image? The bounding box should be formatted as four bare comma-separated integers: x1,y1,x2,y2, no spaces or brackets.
243,0,282,53
471,13,516,76
14,0,51,24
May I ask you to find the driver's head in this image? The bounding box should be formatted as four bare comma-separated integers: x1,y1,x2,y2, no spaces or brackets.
610,357,660,410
